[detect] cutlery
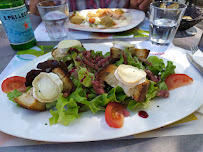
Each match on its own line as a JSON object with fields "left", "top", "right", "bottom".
{"left": 190, "top": 45, "right": 200, "bottom": 55}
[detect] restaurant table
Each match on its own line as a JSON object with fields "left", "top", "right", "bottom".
{"left": 0, "top": 15, "right": 203, "bottom": 152}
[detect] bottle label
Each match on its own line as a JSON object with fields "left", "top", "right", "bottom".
{"left": 0, "top": 4, "right": 35, "bottom": 44}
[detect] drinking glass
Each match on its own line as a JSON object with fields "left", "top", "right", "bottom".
{"left": 149, "top": 1, "right": 187, "bottom": 46}
{"left": 37, "top": 0, "right": 69, "bottom": 39}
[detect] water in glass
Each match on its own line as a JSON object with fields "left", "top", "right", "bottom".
{"left": 43, "top": 11, "right": 68, "bottom": 39}
{"left": 149, "top": 19, "right": 178, "bottom": 45}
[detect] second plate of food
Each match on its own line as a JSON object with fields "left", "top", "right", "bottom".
{"left": 68, "top": 8, "right": 145, "bottom": 33}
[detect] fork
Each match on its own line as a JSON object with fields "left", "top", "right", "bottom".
{"left": 190, "top": 45, "right": 199, "bottom": 55}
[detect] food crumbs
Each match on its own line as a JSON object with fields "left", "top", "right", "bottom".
{"left": 157, "top": 105, "right": 159, "bottom": 107}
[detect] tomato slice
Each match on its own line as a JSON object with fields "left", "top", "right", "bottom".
{"left": 1, "top": 76, "right": 27, "bottom": 93}
{"left": 105, "top": 102, "right": 126, "bottom": 128}
{"left": 165, "top": 74, "right": 193, "bottom": 90}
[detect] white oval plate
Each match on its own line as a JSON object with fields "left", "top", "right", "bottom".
{"left": 68, "top": 9, "right": 145, "bottom": 33}
{"left": 0, "top": 43, "right": 203, "bottom": 142}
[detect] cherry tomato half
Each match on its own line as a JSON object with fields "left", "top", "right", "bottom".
{"left": 105, "top": 102, "right": 126, "bottom": 128}
{"left": 1, "top": 76, "right": 27, "bottom": 93}
{"left": 165, "top": 74, "right": 193, "bottom": 90}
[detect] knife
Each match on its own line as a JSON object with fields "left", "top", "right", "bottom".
{"left": 186, "top": 53, "right": 203, "bottom": 75}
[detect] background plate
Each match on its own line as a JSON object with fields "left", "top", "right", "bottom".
{"left": 0, "top": 43, "right": 202, "bottom": 142}
{"left": 68, "top": 9, "right": 145, "bottom": 33}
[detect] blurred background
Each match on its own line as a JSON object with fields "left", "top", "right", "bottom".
{"left": 0, "top": 0, "right": 203, "bottom": 36}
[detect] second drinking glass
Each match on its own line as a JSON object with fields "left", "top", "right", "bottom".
{"left": 37, "top": 0, "right": 69, "bottom": 40}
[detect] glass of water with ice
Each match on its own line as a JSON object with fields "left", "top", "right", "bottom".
{"left": 37, "top": 0, "right": 69, "bottom": 40}
{"left": 149, "top": 1, "right": 187, "bottom": 46}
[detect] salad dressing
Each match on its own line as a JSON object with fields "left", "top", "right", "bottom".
{"left": 138, "top": 111, "right": 149, "bottom": 118}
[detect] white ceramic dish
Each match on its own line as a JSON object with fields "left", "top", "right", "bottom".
{"left": 0, "top": 43, "right": 202, "bottom": 142}
{"left": 68, "top": 9, "right": 145, "bottom": 33}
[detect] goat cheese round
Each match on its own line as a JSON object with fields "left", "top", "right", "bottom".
{"left": 58, "top": 40, "right": 82, "bottom": 54}
{"left": 112, "top": 41, "right": 135, "bottom": 50}
{"left": 114, "top": 64, "right": 146, "bottom": 96}
{"left": 32, "top": 72, "right": 63, "bottom": 103}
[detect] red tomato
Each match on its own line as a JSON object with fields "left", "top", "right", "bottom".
{"left": 1, "top": 76, "right": 27, "bottom": 93}
{"left": 105, "top": 102, "right": 126, "bottom": 128}
{"left": 165, "top": 74, "right": 193, "bottom": 90}
{"left": 89, "top": 17, "right": 95, "bottom": 24}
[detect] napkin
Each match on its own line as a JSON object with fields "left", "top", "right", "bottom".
{"left": 193, "top": 49, "right": 203, "bottom": 67}
{"left": 192, "top": 49, "right": 203, "bottom": 114}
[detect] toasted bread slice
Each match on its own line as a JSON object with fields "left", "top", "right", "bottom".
{"left": 133, "top": 48, "right": 150, "bottom": 59}
{"left": 14, "top": 88, "right": 46, "bottom": 111}
{"left": 110, "top": 47, "right": 122, "bottom": 59}
{"left": 110, "top": 47, "right": 150, "bottom": 59}
{"left": 52, "top": 68, "right": 73, "bottom": 92}
{"left": 110, "top": 47, "right": 135, "bottom": 58}
{"left": 51, "top": 48, "right": 67, "bottom": 60}
{"left": 166, "top": 3, "right": 179, "bottom": 9}
{"left": 160, "top": 3, "right": 166, "bottom": 9}
{"left": 97, "top": 64, "right": 118, "bottom": 87}
{"left": 132, "top": 79, "right": 150, "bottom": 102}
{"left": 182, "top": 16, "right": 192, "bottom": 20}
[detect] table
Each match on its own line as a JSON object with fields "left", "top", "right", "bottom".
{"left": 0, "top": 15, "right": 203, "bottom": 152}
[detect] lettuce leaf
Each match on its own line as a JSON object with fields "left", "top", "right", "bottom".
{"left": 89, "top": 94, "right": 109, "bottom": 113}
{"left": 125, "top": 49, "right": 145, "bottom": 70}
{"left": 107, "top": 86, "right": 126, "bottom": 102}
{"left": 49, "top": 94, "right": 79, "bottom": 126}
{"left": 127, "top": 99, "right": 139, "bottom": 110}
{"left": 115, "top": 57, "right": 124, "bottom": 66}
{"left": 73, "top": 46, "right": 86, "bottom": 52}
{"left": 146, "top": 81, "right": 159, "bottom": 100}
{"left": 7, "top": 89, "right": 22, "bottom": 102}
{"left": 147, "top": 56, "right": 165, "bottom": 75}
{"left": 157, "top": 81, "right": 168, "bottom": 90}
{"left": 161, "top": 61, "right": 176, "bottom": 79}
{"left": 90, "top": 50, "right": 103, "bottom": 58}
{"left": 78, "top": 67, "right": 94, "bottom": 87}
{"left": 46, "top": 100, "right": 57, "bottom": 109}
{"left": 67, "top": 84, "right": 88, "bottom": 104}
{"left": 88, "top": 86, "right": 126, "bottom": 113}
{"left": 114, "top": 48, "right": 144, "bottom": 70}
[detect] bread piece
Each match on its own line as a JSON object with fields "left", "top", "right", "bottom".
{"left": 133, "top": 48, "right": 150, "bottom": 59}
{"left": 14, "top": 88, "right": 46, "bottom": 111}
{"left": 52, "top": 68, "right": 73, "bottom": 92}
{"left": 160, "top": 3, "right": 166, "bottom": 9}
{"left": 97, "top": 64, "right": 118, "bottom": 87}
{"left": 51, "top": 48, "right": 67, "bottom": 60}
{"left": 166, "top": 3, "right": 179, "bottom": 9}
{"left": 110, "top": 47, "right": 122, "bottom": 59}
{"left": 110, "top": 47, "right": 150, "bottom": 59}
{"left": 182, "top": 16, "right": 192, "bottom": 20}
{"left": 132, "top": 79, "right": 150, "bottom": 102}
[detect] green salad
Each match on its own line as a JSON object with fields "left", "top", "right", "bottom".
{"left": 5, "top": 40, "right": 176, "bottom": 128}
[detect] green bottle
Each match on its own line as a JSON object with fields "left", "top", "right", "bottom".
{"left": 0, "top": 0, "right": 36, "bottom": 50}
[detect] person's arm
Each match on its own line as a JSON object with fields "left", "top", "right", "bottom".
{"left": 29, "top": 0, "right": 45, "bottom": 15}
{"left": 129, "top": 0, "right": 153, "bottom": 12}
